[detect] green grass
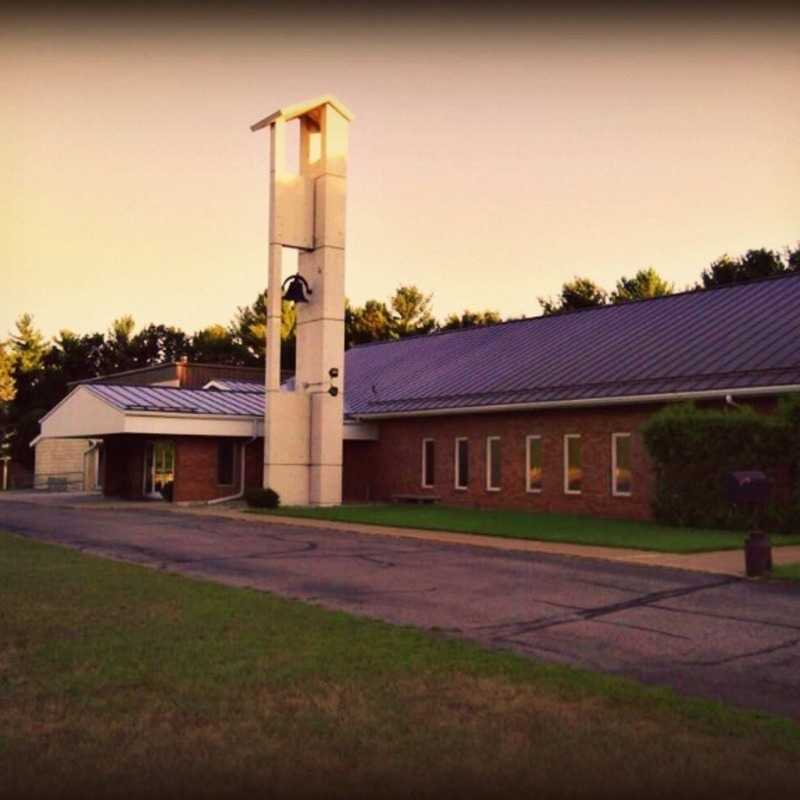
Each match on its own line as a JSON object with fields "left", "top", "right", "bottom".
{"left": 250, "top": 503, "right": 800, "bottom": 554}
{"left": 2, "top": 531, "right": 800, "bottom": 799}
{"left": 773, "top": 563, "right": 800, "bottom": 582}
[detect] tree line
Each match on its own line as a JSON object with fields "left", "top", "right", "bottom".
{"left": 1, "top": 243, "right": 797, "bottom": 469}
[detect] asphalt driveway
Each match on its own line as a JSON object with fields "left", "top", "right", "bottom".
{"left": 2, "top": 499, "right": 799, "bottom": 719}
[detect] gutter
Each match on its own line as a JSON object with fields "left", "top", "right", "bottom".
{"left": 207, "top": 422, "right": 258, "bottom": 505}
{"left": 353, "top": 384, "right": 800, "bottom": 421}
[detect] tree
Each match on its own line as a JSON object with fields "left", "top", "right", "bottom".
{"left": 0, "top": 340, "right": 15, "bottom": 409}
{"left": 9, "top": 314, "right": 46, "bottom": 374}
{"left": 7, "top": 314, "right": 48, "bottom": 468}
{"left": 699, "top": 248, "right": 787, "bottom": 289}
{"left": 440, "top": 310, "right": 503, "bottom": 330}
{"left": 610, "top": 268, "right": 674, "bottom": 304}
{"left": 539, "top": 277, "right": 608, "bottom": 315}
{"left": 390, "top": 285, "right": 436, "bottom": 338}
{"left": 230, "top": 291, "right": 296, "bottom": 366}
{"left": 100, "top": 315, "right": 138, "bottom": 374}
{"left": 786, "top": 243, "right": 800, "bottom": 273}
{"left": 130, "top": 324, "right": 189, "bottom": 367}
{"left": 187, "top": 324, "right": 240, "bottom": 364}
{"left": 345, "top": 299, "right": 395, "bottom": 347}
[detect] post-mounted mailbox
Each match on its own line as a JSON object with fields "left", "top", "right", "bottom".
{"left": 726, "top": 471, "right": 770, "bottom": 507}
{"left": 727, "top": 470, "right": 772, "bottom": 577}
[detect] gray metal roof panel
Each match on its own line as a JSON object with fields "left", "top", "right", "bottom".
{"left": 87, "top": 384, "right": 264, "bottom": 416}
{"left": 344, "top": 274, "right": 800, "bottom": 415}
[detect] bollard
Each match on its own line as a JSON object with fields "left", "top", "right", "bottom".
{"left": 744, "top": 531, "right": 772, "bottom": 578}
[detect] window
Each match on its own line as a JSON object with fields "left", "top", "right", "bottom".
{"left": 564, "top": 435, "right": 582, "bottom": 494}
{"left": 454, "top": 437, "right": 469, "bottom": 490}
{"left": 526, "top": 435, "right": 543, "bottom": 493}
{"left": 612, "top": 433, "right": 633, "bottom": 496}
{"left": 217, "top": 441, "right": 236, "bottom": 486}
{"left": 486, "top": 436, "right": 502, "bottom": 491}
{"left": 422, "top": 439, "right": 435, "bottom": 488}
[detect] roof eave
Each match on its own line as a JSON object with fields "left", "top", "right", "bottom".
{"left": 352, "top": 384, "right": 800, "bottom": 420}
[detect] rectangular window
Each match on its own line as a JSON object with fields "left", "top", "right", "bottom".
{"left": 217, "top": 441, "right": 235, "bottom": 486}
{"left": 422, "top": 438, "right": 435, "bottom": 488}
{"left": 454, "top": 437, "right": 469, "bottom": 490}
{"left": 564, "top": 435, "right": 582, "bottom": 494}
{"left": 612, "top": 433, "right": 633, "bottom": 496}
{"left": 526, "top": 435, "right": 543, "bottom": 493}
{"left": 486, "top": 436, "right": 502, "bottom": 491}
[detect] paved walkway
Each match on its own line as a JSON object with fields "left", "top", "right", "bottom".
{"left": 2, "top": 498, "right": 799, "bottom": 719}
{"left": 3, "top": 491, "right": 798, "bottom": 578}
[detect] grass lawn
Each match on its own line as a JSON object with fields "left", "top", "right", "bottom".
{"left": 773, "top": 563, "right": 800, "bottom": 582}
{"left": 2, "top": 532, "right": 800, "bottom": 799}
{"left": 250, "top": 503, "right": 800, "bottom": 554}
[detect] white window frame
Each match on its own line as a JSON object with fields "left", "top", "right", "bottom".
{"left": 611, "top": 432, "right": 633, "bottom": 497}
{"left": 486, "top": 436, "right": 501, "bottom": 492}
{"left": 525, "top": 435, "right": 543, "bottom": 494}
{"left": 421, "top": 438, "right": 435, "bottom": 489}
{"left": 563, "top": 434, "right": 582, "bottom": 495}
{"left": 454, "top": 437, "right": 469, "bottom": 491}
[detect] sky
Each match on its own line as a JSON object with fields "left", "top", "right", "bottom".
{"left": 2, "top": 4, "right": 799, "bottom": 340}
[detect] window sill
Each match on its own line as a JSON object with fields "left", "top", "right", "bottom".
{"left": 526, "top": 488, "right": 543, "bottom": 495}
{"left": 486, "top": 487, "right": 501, "bottom": 493}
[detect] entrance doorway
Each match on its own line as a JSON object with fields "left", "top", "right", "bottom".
{"left": 143, "top": 441, "right": 175, "bottom": 499}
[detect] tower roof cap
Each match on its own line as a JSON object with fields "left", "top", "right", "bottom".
{"left": 250, "top": 95, "right": 354, "bottom": 132}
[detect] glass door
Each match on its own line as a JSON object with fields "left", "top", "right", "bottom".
{"left": 143, "top": 441, "right": 175, "bottom": 499}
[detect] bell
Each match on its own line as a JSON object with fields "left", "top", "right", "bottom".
{"left": 281, "top": 274, "right": 312, "bottom": 304}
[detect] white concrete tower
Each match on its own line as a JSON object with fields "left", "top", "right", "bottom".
{"left": 251, "top": 96, "right": 352, "bottom": 506}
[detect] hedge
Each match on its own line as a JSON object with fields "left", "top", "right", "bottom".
{"left": 641, "top": 398, "right": 800, "bottom": 531}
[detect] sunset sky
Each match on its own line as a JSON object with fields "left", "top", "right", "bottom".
{"left": 3, "top": 5, "right": 798, "bottom": 340}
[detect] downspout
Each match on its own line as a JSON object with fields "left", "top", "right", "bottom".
{"left": 207, "top": 422, "right": 258, "bottom": 505}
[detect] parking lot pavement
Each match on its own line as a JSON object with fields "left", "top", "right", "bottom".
{"left": 2, "top": 500, "right": 799, "bottom": 719}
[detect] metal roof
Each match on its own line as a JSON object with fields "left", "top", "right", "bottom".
{"left": 87, "top": 384, "right": 263, "bottom": 416}
{"left": 203, "top": 379, "right": 264, "bottom": 393}
{"left": 344, "top": 274, "right": 800, "bottom": 416}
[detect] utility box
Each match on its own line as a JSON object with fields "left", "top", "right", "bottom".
{"left": 726, "top": 471, "right": 770, "bottom": 506}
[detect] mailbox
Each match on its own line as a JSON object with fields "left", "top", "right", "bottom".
{"left": 727, "top": 471, "right": 770, "bottom": 506}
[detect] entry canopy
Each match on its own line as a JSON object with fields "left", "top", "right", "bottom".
{"left": 250, "top": 95, "right": 354, "bottom": 132}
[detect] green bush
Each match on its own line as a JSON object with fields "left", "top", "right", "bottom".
{"left": 245, "top": 487, "right": 281, "bottom": 509}
{"left": 642, "top": 401, "right": 797, "bottom": 531}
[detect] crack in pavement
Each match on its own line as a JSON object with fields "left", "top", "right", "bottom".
{"left": 477, "top": 577, "right": 739, "bottom": 638}
{"left": 673, "top": 637, "right": 800, "bottom": 668}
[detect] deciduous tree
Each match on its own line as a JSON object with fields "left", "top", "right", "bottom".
{"left": 539, "top": 277, "right": 608, "bottom": 315}
{"left": 390, "top": 285, "right": 436, "bottom": 337}
{"left": 610, "top": 268, "right": 673, "bottom": 303}
{"left": 440, "top": 310, "right": 503, "bottom": 330}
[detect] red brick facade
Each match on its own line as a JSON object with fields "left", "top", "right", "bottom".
{"left": 102, "top": 434, "right": 263, "bottom": 503}
{"left": 100, "top": 397, "right": 789, "bottom": 519}
{"left": 344, "top": 405, "right": 660, "bottom": 519}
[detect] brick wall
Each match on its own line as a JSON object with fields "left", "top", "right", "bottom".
{"left": 102, "top": 435, "right": 263, "bottom": 503}
{"left": 173, "top": 436, "right": 265, "bottom": 503}
{"left": 345, "top": 397, "right": 789, "bottom": 521}
{"left": 345, "top": 405, "right": 665, "bottom": 520}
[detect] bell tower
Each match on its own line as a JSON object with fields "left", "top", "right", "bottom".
{"left": 251, "top": 96, "right": 352, "bottom": 506}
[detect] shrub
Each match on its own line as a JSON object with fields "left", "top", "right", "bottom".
{"left": 160, "top": 481, "right": 174, "bottom": 503}
{"left": 245, "top": 487, "right": 281, "bottom": 509}
{"left": 642, "top": 401, "right": 794, "bottom": 530}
